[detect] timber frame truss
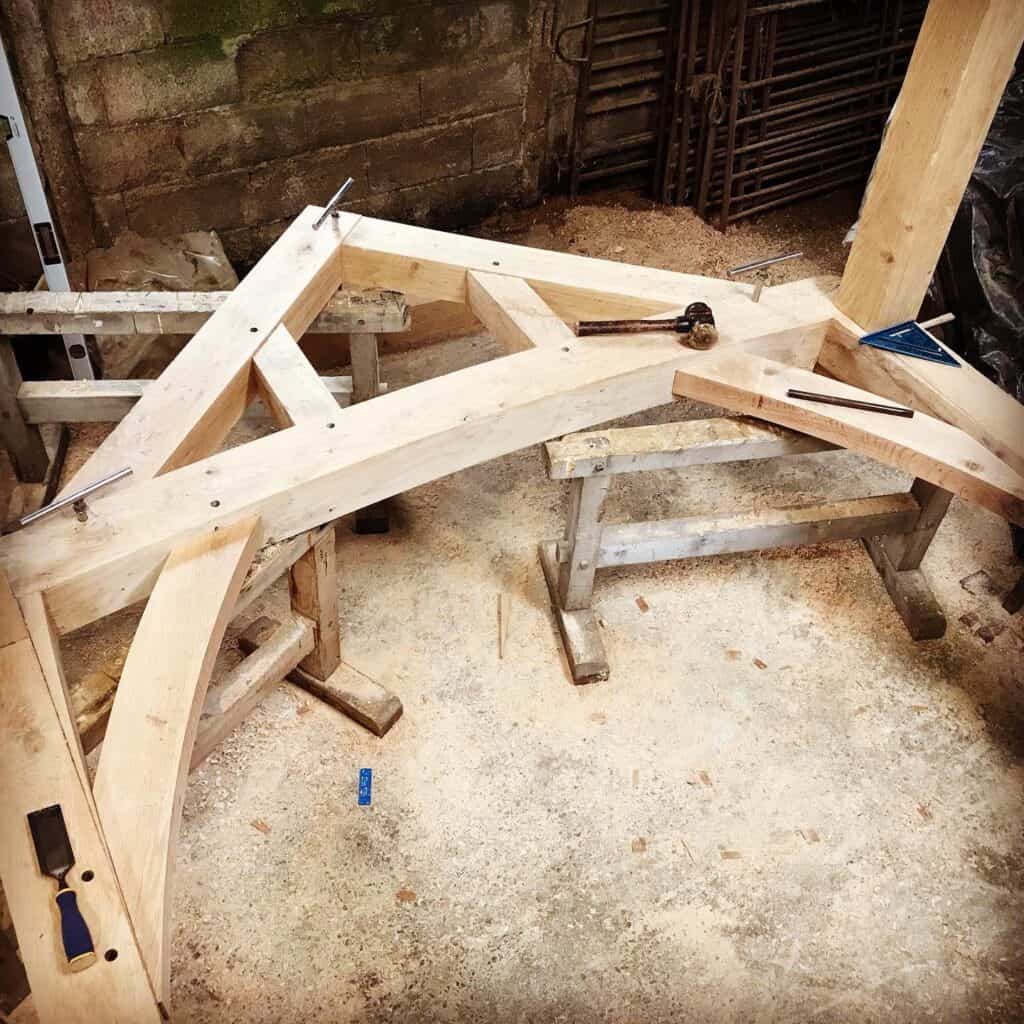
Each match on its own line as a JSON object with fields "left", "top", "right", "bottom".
{"left": 2, "top": 2, "right": 1024, "bottom": 1020}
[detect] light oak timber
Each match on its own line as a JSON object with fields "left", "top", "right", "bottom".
{"left": 671, "top": 354, "right": 1024, "bottom": 526}
{"left": 0, "top": 288, "right": 409, "bottom": 335}
{"left": 60, "top": 208, "right": 359, "bottom": 493}
{"left": 838, "top": 0, "right": 1024, "bottom": 330}
{"left": 19, "top": 375, "right": 373, "bottom": 424}
{"left": 0, "top": 581, "right": 161, "bottom": 1024}
{"left": 92, "top": 517, "right": 262, "bottom": 1004}
{"left": 820, "top": 317, "right": 1024, "bottom": 479}
{"left": 466, "top": 271, "right": 577, "bottom": 353}
{"left": 0, "top": 289, "right": 829, "bottom": 635}
{"left": 252, "top": 324, "right": 340, "bottom": 428}
{"left": 340, "top": 215, "right": 756, "bottom": 322}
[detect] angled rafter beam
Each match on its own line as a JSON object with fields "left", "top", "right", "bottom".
{"left": 92, "top": 517, "right": 262, "bottom": 1004}
{"left": 61, "top": 209, "right": 358, "bottom": 493}
{"left": 0, "top": 581, "right": 160, "bottom": 1023}
{"left": 339, "top": 215, "right": 753, "bottom": 321}
{"left": 838, "top": 0, "right": 1024, "bottom": 330}
{"left": 671, "top": 353, "right": 1024, "bottom": 526}
{"left": 820, "top": 318, "right": 1024, "bottom": 480}
{"left": 466, "top": 271, "right": 577, "bottom": 353}
{"left": 1, "top": 286, "right": 830, "bottom": 635}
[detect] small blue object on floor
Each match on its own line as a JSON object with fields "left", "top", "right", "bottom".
{"left": 358, "top": 768, "right": 372, "bottom": 805}
{"left": 859, "top": 321, "right": 960, "bottom": 367}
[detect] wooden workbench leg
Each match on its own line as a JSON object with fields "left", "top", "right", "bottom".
{"left": 350, "top": 333, "right": 390, "bottom": 534}
{"left": 289, "top": 526, "right": 341, "bottom": 681}
{"left": 539, "top": 474, "right": 612, "bottom": 685}
{"left": 558, "top": 475, "right": 611, "bottom": 611}
{"left": 0, "top": 338, "right": 48, "bottom": 482}
{"left": 863, "top": 478, "right": 951, "bottom": 641}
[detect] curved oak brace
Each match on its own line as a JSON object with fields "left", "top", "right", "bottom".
{"left": 92, "top": 517, "right": 262, "bottom": 1006}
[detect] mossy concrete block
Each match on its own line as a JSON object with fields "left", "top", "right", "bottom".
{"left": 61, "top": 65, "right": 107, "bottom": 127}
{"left": 304, "top": 72, "right": 420, "bottom": 150}
{"left": 480, "top": 0, "right": 530, "bottom": 50}
{"left": 181, "top": 97, "right": 307, "bottom": 176}
{"left": 92, "top": 194, "right": 129, "bottom": 247}
{"left": 359, "top": 2, "right": 481, "bottom": 74}
{"left": 245, "top": 145, "right": 368, "bottom": 223}
{"left": 366, "top": 122, "right": 473, "bottom": 192}
{"left": 97, "top": 41, "right": 240, "bottom": 124}
{"left": 45, "top": 0, "right": 164, "bottom": 67}
{"left": 421, "top": 52, "right": 526, "bottom": 123}
{"left": 473, "top": 108, "right": 523, "bottom": 169}
{"left": 236, "top": 22, "right": 360, "bottom": 99}
{"left": 76, "top": 122, "right": 186, "bottom": 192}
{"left": 125, "top": 169, "right": 251, "bottom": 237}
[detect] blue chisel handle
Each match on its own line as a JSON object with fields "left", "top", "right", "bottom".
{"left": 55, "top": 888, "right": 96, "bottom": 972}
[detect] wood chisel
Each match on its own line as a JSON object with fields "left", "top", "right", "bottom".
{"left": 27, "top": 803, "right": 97, "bottom": 972}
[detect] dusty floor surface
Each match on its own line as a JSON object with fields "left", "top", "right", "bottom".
{"left": 7, "top": 191, "right": 1024, "bottom": 1022}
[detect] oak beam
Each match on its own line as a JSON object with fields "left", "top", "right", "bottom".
{"left": 92, "top": 518, "right": 261, "bottom": 1004}
{"left": 671, "top": 354, "right": 1024, "bottom": 526}
{"left": 61, "top": 208, "right": 357, "bottom": 493}
{"left": 1, "top": 288, "right": 828, "bottom": 634}
{"left": 837, "top": 0, "right": 1024, "bottom": 330}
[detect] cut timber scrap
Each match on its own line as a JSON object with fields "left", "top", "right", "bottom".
{"left": 252, "top": 324, "right": 340, "bottom": 428}
{"left": 0, "top": 288, "right": 409, "bottom": 335}
{"left": 19, "top": 375, "right": 377, "bottom": 424}
{"left": 596, "top": 495, "right": 920, "bottom": 568}
{"left": 92, "top": 517, "right": 261, "bottom": 1005}
{"left": 340, "top": 215, "right": 755, "bottom": 321}
{"left": 239, "top": 616, "right": 403, "bottom": 737}
{"left": 671, "top": 354, "right": 1024, "bottom": 527}
{"left": 0, "top": 580, "right": 160, "bottom": 1024}
{"left": 192, "top": 615, "right": 315, "bottom": 770}
{"left": 821, "top": 317, "right": 1024, "bottom": 480}
{"left": 2, "top": 291, "right": 829, "bottom": 635}
{"left": 538, "top": 542, "right": 608, "bottom": 684}
{"left": 837, "top": 0, "right": 1024, "bottom": 331}
{"left": 60, "top": 208, "right": 358, "bottom": 493}
{"left": 546, "top": 416, "right": 836, "bottom": 478}
{"left": 466, "top": 271, "right": 578, "bottom": 354}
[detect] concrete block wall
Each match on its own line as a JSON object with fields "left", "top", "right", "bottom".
{"left": 0, "top": 0, "right": 583, "bottom": 283}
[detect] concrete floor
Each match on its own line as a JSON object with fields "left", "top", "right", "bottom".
{"left": 148, "top": 327, "right": 1023, "bottom": 1023}
{"left": 9, "top": 196, "right": 1024, "bottom": 1022}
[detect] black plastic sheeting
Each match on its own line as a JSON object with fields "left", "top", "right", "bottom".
{"left": 927, "top": 64, "right": 1024, "bottom": 558}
